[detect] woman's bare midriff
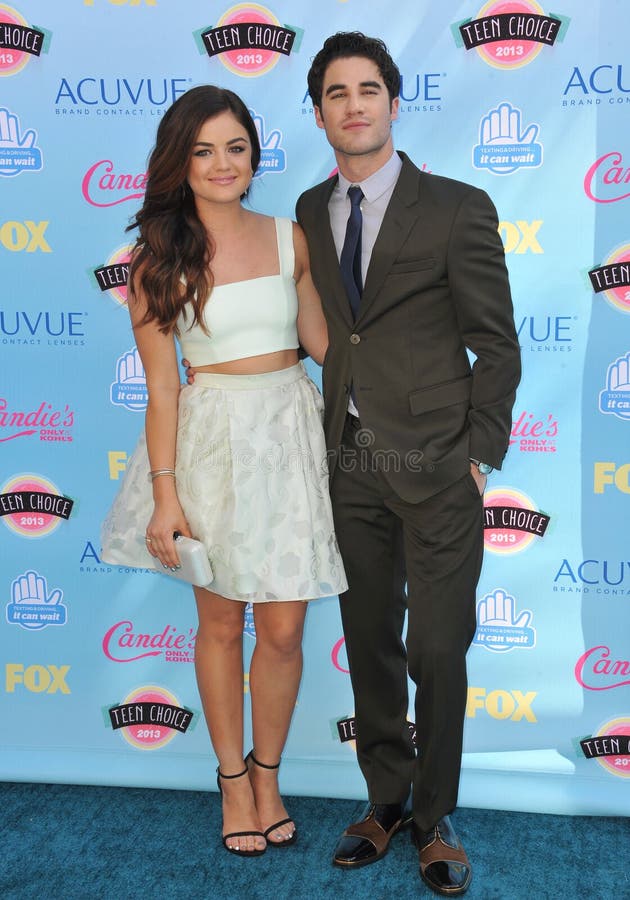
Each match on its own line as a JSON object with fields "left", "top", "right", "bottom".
{"left": 192, "top": 348, "right": 299, "bottom": 376}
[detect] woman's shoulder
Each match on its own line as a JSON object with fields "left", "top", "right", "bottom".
{"left": 244, "top": 210, "right": 276, "bottom": 226}
{"left": 246, "top": 211, "right": 297, "bottom": 230}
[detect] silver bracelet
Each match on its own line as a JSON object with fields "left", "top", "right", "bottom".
{"left": 148, "top": 468, "right": 176, "bottom": 482}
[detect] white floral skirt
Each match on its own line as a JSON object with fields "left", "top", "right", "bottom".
{"left": 100, "top": 363, "right": 347, "bottom": 602}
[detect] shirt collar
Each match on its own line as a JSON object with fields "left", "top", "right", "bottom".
{"left": 336, "top": 151, "right": 402, "bottom": 204}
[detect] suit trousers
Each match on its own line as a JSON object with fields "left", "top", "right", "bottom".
{"left": 330, "top": 414, "right": 484, "bottom": 832}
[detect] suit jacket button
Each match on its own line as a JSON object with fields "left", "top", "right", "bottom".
{"left": 350, "top": 333, "right": 361, "bottom": 344}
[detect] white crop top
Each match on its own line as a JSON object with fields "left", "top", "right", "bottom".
{"left": 176, "top": 217, "right": 299, "bottom": 366}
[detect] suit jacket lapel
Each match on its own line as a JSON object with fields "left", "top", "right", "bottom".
{"left": 357, "top": 154, "right": 422, "bottom": 322}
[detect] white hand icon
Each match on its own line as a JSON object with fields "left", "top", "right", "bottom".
{"left": 477, "top": 588, "right": 531, "bottom": 629}
{"left": 480, "top": 103, "right": 538, "bottom": 146}
{"left": 117, "top": 347, "right": 145, "bottom": 384}
{"left": 13, "top": 571, "right": 63, "bottom": 606}
{"left": 0, "top": 108, "right": 36, "bottom": 149}
{"left": 607, "top": 353, "right": 630, "bottom": 390}
{"left": 250, "top": 111, "right": 282, "bottom": 151}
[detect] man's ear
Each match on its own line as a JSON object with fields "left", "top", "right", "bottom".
{"left": 314, "top": 105, "right": 325, "bottom": 130}
{"left": 390, "top": 96, "right": 400, "bottom": 123}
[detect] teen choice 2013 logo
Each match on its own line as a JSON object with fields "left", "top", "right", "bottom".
{"left": 197, "top": 4, "right": 299, "bottom": 78}
{"left": 1, "top": 473, "right": 74, "bottom": 538}
{"left": 483, "top": 487, "right": 550, "bottom": 554}
{"left": 579, "top": 717, "right": 630, "bottom": 779}
{"left": 107, "top": 685, "right": 195, "bottom": 751}
{"left": 94, "top": 244, "right": 132, "bottom": 307}
{"left": 455, "top": 1, "right": 566, "bottom": 71}
{"left": 589, "top": 243, "right": 630, "bottom": 315}
{"left": 0, "top": 4, "right": 48, "bottom": 77}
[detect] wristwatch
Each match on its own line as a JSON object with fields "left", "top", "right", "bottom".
{"left": 470, "top": 458, "right": 494, "bottom": 475}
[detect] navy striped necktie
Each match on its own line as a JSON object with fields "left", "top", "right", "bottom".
{"left": 340, "top": 185, "right": 364, "bottom": 319}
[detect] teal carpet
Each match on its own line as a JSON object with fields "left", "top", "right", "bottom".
{"left": 0, "top": 782, "right": 628, "bottom": 899}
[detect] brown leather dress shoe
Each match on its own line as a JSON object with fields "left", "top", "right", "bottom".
{"left": 412, "top": 816, "right": 472, "bottom": 895}
{"left": 333, "top": 800, "right": 413, "bottom": 868}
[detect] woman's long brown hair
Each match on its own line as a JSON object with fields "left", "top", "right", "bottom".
{"left": 127, "top": 85, "right": 261, "bottom": 334}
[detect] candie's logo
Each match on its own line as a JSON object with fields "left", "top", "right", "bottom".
{"left": 453, "top": 1, "right": 566, "bottom": 70}
{"left": 106, "top": 685, "right": 195, "bottom": 750}
{"left": 584, "top": 152, "right": 630, "bottom": 204}
{"left": 589, "top": 244, "right": 630, "bottom": 314}
{"left": 195, "top": 4, "right": 298, "bottom": 77}
{"left": 94, "top": 245, "right": 131, "bottom": 305}
{"left": 483, "top": 488, "right": 550, "bottom": 554}
{"left": 575, "top": 646, "right": 630, "bottom": 692}
{"left": 82, "top": 160, "right": 147, "bottom": 207}
{"left": 578, "top": 717, "right": 630, "bottom": 778}
{"left": 599, "top": 353, "right": 630, "bottom": 420}
{"left": 103, "top": 620, "right": 196, "bottom": 664}
{"left": 510, "top": 410, "right": 558, "bottom": 452}
{"left": 331, "top": 636, "right": 349, "bottom": 674}
{"left": 0, "top": 398, "right": 74, "bottom": 443}
{"left": 0, "top": 5, "right": 48, "bottom": 77}
{"left": 1, "top": 474, "right": 74, "bottom": 538}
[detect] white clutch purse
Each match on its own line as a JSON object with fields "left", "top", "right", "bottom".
{"left": 158, "top": 534, "right": 214, "bottom": 587}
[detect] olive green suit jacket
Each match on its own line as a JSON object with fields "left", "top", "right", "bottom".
{"left": 296, "top": 152, "right": 521, "bottom": 503}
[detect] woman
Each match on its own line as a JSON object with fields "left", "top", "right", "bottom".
{"left": 101, "top": 85, "right": 347, "bottom": 857}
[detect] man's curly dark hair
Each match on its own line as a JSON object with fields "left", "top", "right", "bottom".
{"left": 307, "top": 31, "right": 401, "bottom": 110}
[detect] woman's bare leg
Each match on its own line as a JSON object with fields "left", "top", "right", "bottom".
{"left": 248, "top": 600, "right": 307, "bottom": 843}
{"left": 194, "top": 587, "right": 265, "bottom": 853}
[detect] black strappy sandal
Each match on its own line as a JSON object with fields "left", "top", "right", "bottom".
{"left": 245, "top": 751, "right": 297, "bottom": 847}
{"left": 216, "top": 765, "right": 266, "bottom": 857}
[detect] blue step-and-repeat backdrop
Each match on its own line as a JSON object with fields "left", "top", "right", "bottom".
{"left": 1, "top": 1, "right": 629, "bottom": 815}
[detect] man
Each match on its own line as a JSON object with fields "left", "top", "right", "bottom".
{"left": 296, "top": 32, "right": 521, "bottom": 895}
